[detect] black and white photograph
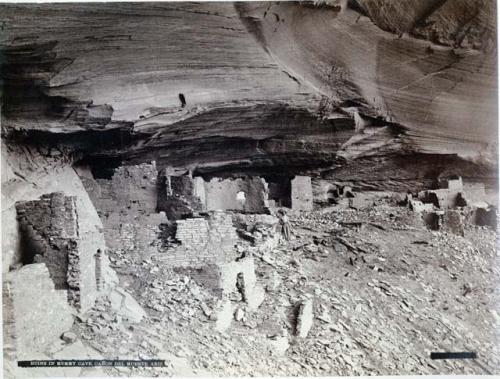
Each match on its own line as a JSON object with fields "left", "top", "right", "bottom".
{"left": 1, "top": 0, "right": 499, "bottom": 377}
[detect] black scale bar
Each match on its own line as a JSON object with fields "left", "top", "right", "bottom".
{"left": 431, "top": 352, "right": 477, "bottom": 360}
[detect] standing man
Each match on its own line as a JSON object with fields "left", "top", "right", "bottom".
{"left": 278, "top": 209, "right": 291, "bottom": 242}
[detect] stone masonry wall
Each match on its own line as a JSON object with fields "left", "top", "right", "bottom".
{"left": 291, "top": 176, "right": 314, "bottom": 211}
{"left": 203, "top": 177, "right": 269, "bottom": 213}
{"left": 158, "top": 174, "right": 270, "bottom": 219}
{"left": 109, "top": 162, "right": 158, "bottom": 212}
{"left": 208, "top": 211, "right": 239, "bottom": 251}
{"left": 157, "top": 171, "right": 204, "bottom": 219}
{"left": 155, "top": 211, "right": 238, "bottom": 267}
{"left": 15, "top": 192, "right": 105, "bottom": 311}
{"left": 81, "top": 162, "right": 169, "bottom": 257}
{"left": 175, "top": 218, "right": 210, "bottom": 250}
{"left": 418, "top": 177, "right": 488, "bottom": 209}
{"left": 16, "top": 193, "right": 80, "bottom": 299}
{"left": 2, "top": 146, "right": 118, "bottom": 364}
{"left": 84, "top": 162, "right": 158, "bottom": 218}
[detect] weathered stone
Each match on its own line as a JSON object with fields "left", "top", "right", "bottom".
{"left": 438, "top": 177, "right": 463, "bottom": 191}
{"left": 246, "top": 284, "right": 265, "bottom": 311}
{"left": 3, "top": 264, "right": 74, "bottom": 358}
{"left": 442, "top": 210, "right": 465, "bottom": 236}
{"left": 291, "top": 176, "right": 314, "bottom": 211}
{"left": 348, "top": 196, "right": 373, "bottom": 210}
{"left": 234, "top": 308, "right": 245, "bottom": 321}
{"left": 159, "top": 211, "right": 239, "bottom": 268}
{"left": 157, "top": 171, "right": 203, "bottom": 219}
{"left": 475, "top": 206, "right": 497, "bottom": 229}
{"left": 419, "top": 189, "right": 459, "bottom": 209}
{"left": 219, "top": 256, "right": 264, "bottom": 310}
{"left": 267, "top": 334, "right": 289, "bottom": 356}
{"left": 215, "top": 300, "right": 233, "bottom": 332}
{"left": 200, "top": 302, "right": 212, "bottom": 318}
{"left": 203, "top": 176, "right": 269, "bottom": 213}
{"left": 108, "top": 287, "right": 146, "bottom": 323}
{"left": 312, "top": 179, "right": 339, "bottom": 205}
{"left": 266, "top": 271, "right": 282, "bottom": 293}
{"left": 408, "top": 198, "right": 435, "bottom": 213}
{"left": 343, "top": 186, "right": 355, "bottom": 198}
{"left": 61, "top": 331, "right": 77, "bottom": 344}
{"left": 296, "top": 299, "right": 314, "bottom": 338}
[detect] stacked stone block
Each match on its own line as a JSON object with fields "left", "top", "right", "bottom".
{"left": 111, "top": 162, "right": 158, "bottom": 213}
{"left": 208, "top": 211, "right": 239, "bottom": 250}
{"left": 15, "top": 192, "right": 106, "bottom": 311}
{"left": 81, "top": 162, "right": 169, "bottom": 257}
{"left": 113, "top": 213, "right": 168, "bottom": 255}
{"left": 155, "top": 212, "right": 238, "bottom": 267}
{"left": 95, "top": 249, "right": 103, "bottom": 291}
{"left": 175, "top": 218, "right": 210, "bottom": 249}
{"left": 16, "top": 193, "right": 79, "bottom": 301}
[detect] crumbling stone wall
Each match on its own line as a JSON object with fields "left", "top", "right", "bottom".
{"left": 15, "top": 192, "right": 110, "bottom": 311}
{"left": 461, "top": 182, "right": 488, "bottom": 205}
{"left": 203, "top": 177, "right": 269, "bottom": 212}
{"left": 110, "top": 162, "right": 158, "bottom": 212}
{"left": 158, "top": 173, "right": 270, "bottom": 218}
{"left": 16, "top": 193, "right": 76, "bottom": 289}
{"left": 411, "top": 177, "right": 497, "bottom": 233}
{"left": 175, "top": 218, "right": 210, "bottom": 250}
{"left": 155, "top": 211, "right": 238, "bottom": 267}
{"left": 291, "top": 176, "right": 314, "bottom": 211}
{"left": 81, "top": 162, "right": 169, "bottom": 257}
{"left": 474, "top": 206, "right": 497, "bottom": 228}
{"left": 157, "top": 171, "right": 204, "bottom": 219}
{"left": 312, "top": 179, "right": 338, "bottom": 205}
{"left": 208, "top": 211, "right": 239, "bottom": 250}
{"left": 164, "top": 218, "right": 213, "bottom": 266}
{"left": 113, "top": 213, "right": 169, "bottom": 254}
{"left": 419, "top": 177, "right": 487, "bottom": 209}
{"left": 265, "top": 177, "right": 292, "bottom": 208}
{"left": 2, "top": 146, "right": 118, "bottom": 364}
{"left": 437, "top": 176, "right": 463, "bottom": 191}
{"left": 83, "top": 161, "right": 158, "bottom": 216}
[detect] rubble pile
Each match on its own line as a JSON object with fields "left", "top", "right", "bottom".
{"left": 58, "top": 194, "right": 499, "bottom": 376}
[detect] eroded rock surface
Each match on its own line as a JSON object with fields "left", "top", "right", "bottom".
{"left": 1, "top": 1, "right": 497, "bottom": 185}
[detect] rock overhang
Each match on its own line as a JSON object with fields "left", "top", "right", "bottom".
{"left": 0, "top": 1, "right": 497, "bottom": 181}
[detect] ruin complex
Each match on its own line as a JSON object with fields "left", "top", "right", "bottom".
{"left": 1, "top": 1, "right": 498, "bottom": 377}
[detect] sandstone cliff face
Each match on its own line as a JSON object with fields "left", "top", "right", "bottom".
{"left": 0, "top": 1, "right": 497, "bottom": 186}
{"left": 237, "top": 1, "right": 497, "bottom": 166}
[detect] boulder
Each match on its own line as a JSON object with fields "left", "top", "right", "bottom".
{"left": 61, "top": 331, "right": 78, "bottom": 344}
{"left": 296, "top": 299, "right": 314, "bottom": 338}
{"left": 234, "top": 308, "right": 245, "bottom": 321}
{"left": 215, "top": 300, "right": 233, "bottom": 332}
{"left": 108, "top": 287, "right": 146, "bottom": 323}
